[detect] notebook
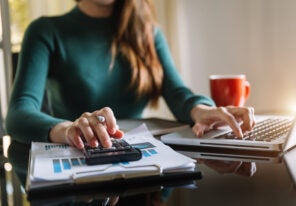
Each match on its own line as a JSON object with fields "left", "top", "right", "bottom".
{"left": 161, "top": 115, "right": 296, "bottom": 153}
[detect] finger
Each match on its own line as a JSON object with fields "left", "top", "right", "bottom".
{"left": 66, "top": 125, "right": 84, "bottom": 149}
{"left": 240, "top": 108, "right": 255, "bottom": 132}
{"left": 95, "top": 117, "right": 123, "bottom": 139}
{"left": 95, "top": 107, "right": 117, "bottom": 135}
{"left": 203, "top": 160, "right": 242, "bottom": 174}
{"left": 229, "top": 106, "right": 256, "bottom": 133}
{"left": 215, "top": 161, "right": 242, "bottom": 174}
{"left": 217, "top": 107, "right": 243, "bottom": 138}
{"left": 249, "top": 107, "right": 255, "bottom": 126}
{"left": 192, "top": 123, "right": 206, "bottom": 137}
{"left": 76, "top": 116, "right": 98, "bottom": 147}
{"left": 92, "top": 120, "right": 112, "bottom": 148}
{"left": 112, "top": 129, "right": 124, "bottom": 139}
{"left": 235, "top": 162, "right": 257, "bottom": 177}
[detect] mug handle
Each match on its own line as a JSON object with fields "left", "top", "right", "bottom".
{"left": 245, "top": 80, "right": 251, "bottom": 99}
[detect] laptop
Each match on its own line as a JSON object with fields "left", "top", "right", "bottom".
{"left": 161, "top": 115, "right": 296, "bottom": 153}
{"left": 177, "top": 147, "right": 283, "bottom": 163}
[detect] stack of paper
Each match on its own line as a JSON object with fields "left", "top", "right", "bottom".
{"left": 26, "top": 124, "right": 197, "bottom": 193}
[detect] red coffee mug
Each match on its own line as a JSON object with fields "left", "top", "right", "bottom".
{"left": 210, "top": 74, "right": 250, "bottom": 107}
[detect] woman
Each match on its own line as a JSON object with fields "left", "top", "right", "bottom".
{"left": 5, "top": 0, "right": 255, "bottom": 149}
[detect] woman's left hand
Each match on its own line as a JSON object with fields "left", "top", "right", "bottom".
{"left": 190, "top": 105, "right": 256, "bottom": 138}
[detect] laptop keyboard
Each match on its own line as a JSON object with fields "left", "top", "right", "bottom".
{"left": 214, "top": 118, "right": 293, "bottom": 142}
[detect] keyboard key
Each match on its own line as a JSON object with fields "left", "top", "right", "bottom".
{"left": 214, "top": 118, "right": 292, "bottom": 142}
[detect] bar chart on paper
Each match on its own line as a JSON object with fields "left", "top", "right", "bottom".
{"left": 27, "top": 124, "right": 197, "bottom": 192}
{"left": 49, "top": 142, "right": 159, "bottom": 174}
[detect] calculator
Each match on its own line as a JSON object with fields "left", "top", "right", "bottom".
{"left": 83, "top": 138, "right": 142, "bottom": 165}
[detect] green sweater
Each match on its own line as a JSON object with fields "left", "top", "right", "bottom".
{"left": 5, "top": 6, "right": 214, "bottom": 144}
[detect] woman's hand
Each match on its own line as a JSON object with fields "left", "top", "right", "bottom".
{"left": 197, "top": 159, "right": 257, "bottom": 177}
{"left": 190, "top": 104, "right": 255, "bottom": 138}
{"left": 49, "top": 107, "right": 123, "bottom": 149}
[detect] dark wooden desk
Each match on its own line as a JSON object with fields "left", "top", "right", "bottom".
{"left": 6, "top": 140, "right": 296, "bottom": 206}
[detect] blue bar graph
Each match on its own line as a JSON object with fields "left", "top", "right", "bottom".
{"left": 53, "top": 159, "right": 62, "bottom": 173}
{"left": 62, "top": 159, "right": 71, "bottom": 170}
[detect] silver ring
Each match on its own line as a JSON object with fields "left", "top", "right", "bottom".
{"left": 97, "top": 115, "right": 105, "bottom": 123}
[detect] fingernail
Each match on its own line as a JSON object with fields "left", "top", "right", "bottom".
{"left": 91, "top": 139, "right": 98, "bottom": 147}
{"left": 76, "top": 141, "right": 84, "bottom": 149}
{"left": 239, "top": 131, "right": 244, "bottom": 138}
{"left": 113, "top": 130, "right": 124, "bottom": 139}
{"left": 104, "top": 139, "right": 112, "bottom": 148}
{"left": 108, "top": 128, "right": 116, "bottom": 135}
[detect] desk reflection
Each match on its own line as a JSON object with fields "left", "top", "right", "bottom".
{"left": 197, "top": 159, "right": 257, "bottom": 177}
{"left": 8, "top": 140, "right": 296, "bottom": 206}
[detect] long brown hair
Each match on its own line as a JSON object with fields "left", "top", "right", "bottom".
{"left": 111, "top": 0, "right": 163, "bottom": 107}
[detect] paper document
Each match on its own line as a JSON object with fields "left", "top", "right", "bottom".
{"left": 27, "top": 124, "right": 196, "bottom": 191}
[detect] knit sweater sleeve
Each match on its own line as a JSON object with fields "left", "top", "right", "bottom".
{"left": 5, "top": 18, "right": 65, "bottom": 144}
{"left": 154, "top": 28, "right": 215, "bottom": 124}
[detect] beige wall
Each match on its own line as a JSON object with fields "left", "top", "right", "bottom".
{"left": 149, "top": 0, "right": 296, "bottom": 116}
{"left": 175, "top": 0, "right": 296, "bottom": 114}
{"left": 28, "top": 0, "right": 75, "bottom": 19}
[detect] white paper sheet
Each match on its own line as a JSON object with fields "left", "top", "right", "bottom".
{"left": 28, "top": 124, "right": 196, "bottom": 189}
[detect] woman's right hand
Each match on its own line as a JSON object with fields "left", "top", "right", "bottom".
{"left": 49, "top": 107, "right": 123, "bottom": 149}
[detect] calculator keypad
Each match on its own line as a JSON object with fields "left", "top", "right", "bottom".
{"left": 84, "top": 139, "right": 132, "bottom": 154}
{"left": 83, "top": 138, "right": 142, "bottom": 165}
